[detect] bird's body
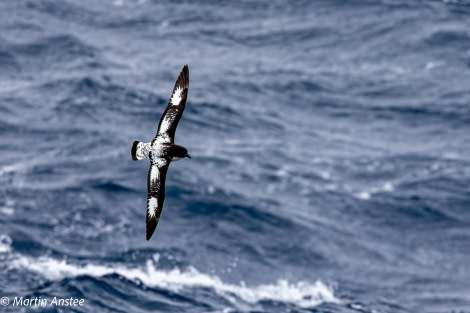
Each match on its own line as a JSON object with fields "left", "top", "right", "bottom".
{"left": 131, "top": 65, "right": 191, "bottom": 241}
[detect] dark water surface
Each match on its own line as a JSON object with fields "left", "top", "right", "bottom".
{"left": 1, "top": 0, "right": 470, "bottom": 312}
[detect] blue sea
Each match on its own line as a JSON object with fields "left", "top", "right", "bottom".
{"left": 1, "top": 0, "right": 470, "bottom": 312}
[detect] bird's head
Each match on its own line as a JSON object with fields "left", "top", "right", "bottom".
{"left": 171, "top": 145, "right": 191, "bottom": 161}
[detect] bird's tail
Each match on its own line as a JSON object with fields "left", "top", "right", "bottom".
{"left": 131, "top": 141, "right": 140, "bottom": 161}
{"left": 131, "top": 141, "right": 150, "bottom": 161}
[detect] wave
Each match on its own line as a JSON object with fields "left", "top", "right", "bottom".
{"left": 10, "top": 253, "right": 339, "bottom": 308}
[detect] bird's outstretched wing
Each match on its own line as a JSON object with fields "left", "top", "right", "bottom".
{"left": 146, "top": 158, "right": 169, "bottom": 240}
{"left": 155, "top": 64, "right": 189, "bottom": 144}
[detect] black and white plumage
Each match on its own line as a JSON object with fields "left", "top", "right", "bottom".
{"left": 131, "top": 65, "right": 191, "bottom": 241}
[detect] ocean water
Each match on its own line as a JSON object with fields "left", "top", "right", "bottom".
{"left": 1, "top": 0, "right": 470, "bottom": 312}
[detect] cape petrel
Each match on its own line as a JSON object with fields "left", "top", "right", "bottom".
{"left": 131, "top": 64, "right": 191, "bottom": 241}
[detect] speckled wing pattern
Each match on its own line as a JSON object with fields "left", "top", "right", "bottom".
{"left": 131, "top": 141, "right": 151, "bottom": 161}
{"left": 155, "top": 64, "right": 189, "bottom": 144}
{"left": 146, "top": 158, "right": 169, "bottom": 241}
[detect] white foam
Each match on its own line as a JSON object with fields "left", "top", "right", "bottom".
{"left": 355, "top": 182, "right": 394, "bottom": 200}
{"left": 207, "top": 185, "right": 215, "bottom": 194}
{"left": 11, "top": 255, "right": 339, "bottom": 308}
{"left": 425, "top": 61, "right": 444, "bottom": 70}
{"left": 275, "top": 167, "right": 289, "bottom": 177}
{"left": 319, "top": 171, "right": 330, "bottom": 180}
{"left": 382, "top": 182, "right": 394, "bottom": 192}
{"left": 0, "top": 199, "right": 14, "bottom": 215}
{"left": 356, "top": 191, "right": 371, "bottom": 200}
{"left": 0, "top": 163, "right": 26, "bottom": 176}
{"left": 0, "top": 206, "right": 14, "bottom": 215}
{"left": 0, "top": 234, "right": 12, "bottom": 253}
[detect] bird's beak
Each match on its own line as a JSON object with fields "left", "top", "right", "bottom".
{"left": 186, "top": 154, "right": 191, "bottom": 159}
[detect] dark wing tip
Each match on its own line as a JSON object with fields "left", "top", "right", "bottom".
{"left": 176, "top": 64, "right": 189, "bottom": 90}
{"left": 146, "top": 216, "right": 159, "bottom": 241}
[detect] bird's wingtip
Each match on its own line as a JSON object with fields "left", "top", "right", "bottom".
{"left": 146, "top": 216, "right": 158, "bottom": 241}
{"left": 176, "top": 64, "right": 189, "bottom": 89}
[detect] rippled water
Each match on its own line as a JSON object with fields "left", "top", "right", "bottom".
{"left": 1, "top": 0, "right": 470, "bottom": 312}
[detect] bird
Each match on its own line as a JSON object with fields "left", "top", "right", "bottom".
{"left": 131, "top": 64, "right": 191, "bottom": 241}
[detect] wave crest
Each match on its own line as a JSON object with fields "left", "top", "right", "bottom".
{"left": 11, "top": 254, "right": 338, "bottom": 308}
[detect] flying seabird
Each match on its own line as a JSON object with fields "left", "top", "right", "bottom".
{"left": 131, "top": 64, "right": 191, "bottom": 241}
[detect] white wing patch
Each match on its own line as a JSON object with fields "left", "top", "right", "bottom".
{"left": 135, "top": 142, "right": 151, "bottom": 160}
{"left": 170, "top": 86, "right": 183, "bottom": 106}
{"left": 159, "top": 116, "right": 172, "bottom": 135}
{"left": 150, "top": 164, "right": 160, "bottom": 184}
{"left": 147, "top": 197, "right": 158, "bottom": 217}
